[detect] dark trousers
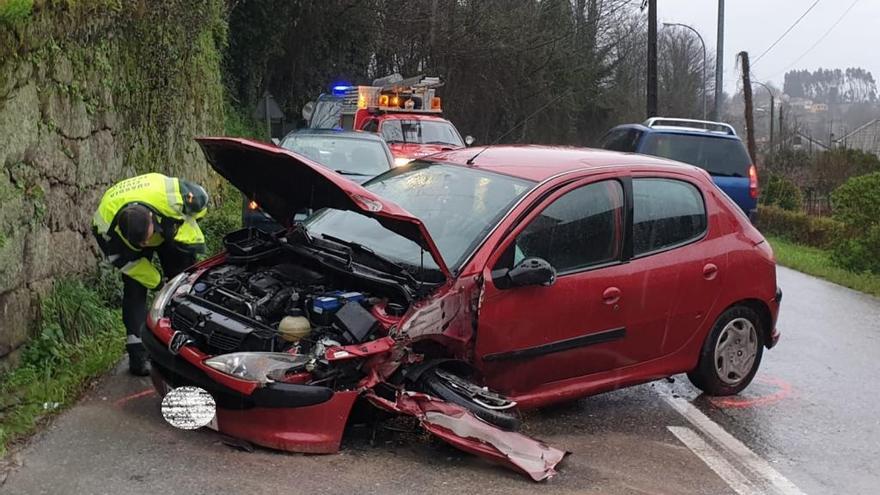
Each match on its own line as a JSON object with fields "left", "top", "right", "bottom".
{"left": 122, "top": 243, "right": 195, "bottom": 348}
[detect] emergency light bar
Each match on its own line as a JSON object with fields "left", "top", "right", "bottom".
{"left": 339, "top": 75, "right": 444, "bottom": 115}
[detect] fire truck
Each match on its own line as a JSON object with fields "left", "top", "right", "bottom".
{"left": 333, "top": 75, "right": 472, "bottom": 166}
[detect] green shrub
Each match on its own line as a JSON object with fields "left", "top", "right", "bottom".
{"left": 0, "top": 0, "right": 33, "bottom": 25}
{"left": 201, "top": 181, "right": 242, "bottom": 256}
{"left": 224, "top": 100, "right": 264, "bottom": 139}
{"left": 831, "top": 225, "right": 880, "bottom": 274}
{"left": 1, "top": 276, "right": 123, "bottom": 455}
{"left": 831, "top": 172, "right": 880, "bottom": 231}
{"left": 757, "top": 205, "right": 845, "bottom": 250}
{"left": 760, "top": 173, "right": 803, "bottom": 211}
{"left": 830, "top": 172, "right": 880, "bottom": 273}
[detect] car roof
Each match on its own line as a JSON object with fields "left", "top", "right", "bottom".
{"left": 375, "top": 113, "right": 452, "bottom": 123}
{"left": 424, "top": 145, "right": 704, "bottom": 182}
{"left": 283, "top": 128, "right": 386, "bottom": 142}
{"left": 609, "top": 123, "right": 743, "bottom": 141}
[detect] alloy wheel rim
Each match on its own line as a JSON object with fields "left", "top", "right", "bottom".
{"left": 714, "top": 317, "right": 758, "bottom": 386}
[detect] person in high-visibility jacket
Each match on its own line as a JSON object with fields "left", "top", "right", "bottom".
{"left": 92, "top": 173, "right": 209, "bottom": 375}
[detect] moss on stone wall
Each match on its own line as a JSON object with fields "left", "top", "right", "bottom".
{"left": 0, "top": 0, "right": 227, "bottom": 364}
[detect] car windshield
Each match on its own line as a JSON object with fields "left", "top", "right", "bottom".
{"left": 640, "top": 133, "right": 751, "bottom": 177}
{"left": 305, "top": 163, "right": 534, "bottom": 275}
{"left": 280, "top": 135, "right": 391, "bottom": 176}
{"left": 381, "top": 119, "right": 465, "bottom": 147}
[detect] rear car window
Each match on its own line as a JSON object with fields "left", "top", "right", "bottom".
{"left": 600, "top": 128, "right": 642, "bottom": 152}
{"left": 640, "top": 133, "right": 751, "bottom": 177}
{"left": 633, "top": 178, "right": 707, "bottom": 256}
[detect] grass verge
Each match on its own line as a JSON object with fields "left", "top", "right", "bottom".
{"left": 767, "top": 236, "right": 880, "bottom": 298}
{"left": 0, "top": 274, "right": 124, "bottom": 457}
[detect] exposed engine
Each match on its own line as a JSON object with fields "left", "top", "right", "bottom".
{"left": 169, "top": 260, "right": 389, "bottom": 361}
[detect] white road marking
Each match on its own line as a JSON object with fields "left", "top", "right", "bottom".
{"left": 656, "top": 382, "right": 807, "bottom": 495}
{"left": 667, "top": 426, "right": 760, "bottom": 495}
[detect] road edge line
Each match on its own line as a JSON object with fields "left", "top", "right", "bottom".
{"left": 657, "top": 383, "right": 807, "bottom": 495}
{"left": 667, "top": 426, "right": 761, "bottom": 495}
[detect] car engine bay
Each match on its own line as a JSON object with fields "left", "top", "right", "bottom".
{"left": 164, "top": 229, "right": 412, "bottom": 390}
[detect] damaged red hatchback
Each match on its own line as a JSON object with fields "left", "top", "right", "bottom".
{"left": 144, "top": 139, "right": 781, "bottom": 481}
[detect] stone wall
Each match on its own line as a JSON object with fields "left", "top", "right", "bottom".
{"left": 0, "top": 1, "right": 227, "bottom": 368}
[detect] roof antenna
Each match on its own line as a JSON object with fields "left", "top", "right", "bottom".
{"left": 464, "top": 91, "right": 571, "bottom": 166}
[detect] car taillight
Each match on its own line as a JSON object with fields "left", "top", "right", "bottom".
{"left": 749, "top": 164, "right": 758, "bottom": 199}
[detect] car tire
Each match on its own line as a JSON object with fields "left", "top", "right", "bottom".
{"left": 687, "top": 306, "right": 764, "bottom": 396}
{"left": 419, "top": 369, "right": 521, "bottom": 431}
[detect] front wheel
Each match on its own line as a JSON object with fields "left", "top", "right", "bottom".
{"left": 687, "top": 306, "right": 764, "bottom": 396}
{"left": 418, "top": 368, "right": 521, "bottom": 431}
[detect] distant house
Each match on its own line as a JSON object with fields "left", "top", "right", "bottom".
{"left": 809, "top": 103, "right": 828, "bottom": 113}
{"left": 788, "top": 97, "right": 814, "bottom": 111}
{"left": 834, "top": 118, "right": 880, "bottom": 157}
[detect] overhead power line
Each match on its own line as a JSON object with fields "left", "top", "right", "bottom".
{"left": 776, "top": 0, "right": 860, "bottom": 76}
{"left": 753, "top": 0, "right": 821, "bottom": 64}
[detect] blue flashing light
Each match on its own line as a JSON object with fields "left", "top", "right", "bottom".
{"left": 331, "top": 84, "right": 352, "bottom": 95}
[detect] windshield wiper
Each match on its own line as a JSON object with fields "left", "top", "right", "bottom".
{"left": 335, "top": 169, "right": 367, "bottom": 176}
{"left": 319, "top": 234, "right": 419, "bottom": 286}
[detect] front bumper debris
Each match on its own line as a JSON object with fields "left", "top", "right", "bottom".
{"left": 146, "top": 318, "right": 568, "bottom": 480}
{"left": 366, "top": 391, "right": 568, "bottom": 481}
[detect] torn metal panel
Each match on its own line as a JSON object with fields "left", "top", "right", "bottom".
{"left": 367, "top": 391, "right": 567, "bottom": 481}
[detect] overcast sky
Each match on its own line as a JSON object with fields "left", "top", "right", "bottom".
{"left": 657, "top": 0, "right": 879, "bottom": 94}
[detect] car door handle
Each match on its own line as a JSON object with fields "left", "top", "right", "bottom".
{"left": 602, "top": 287, "right": 621, "bottom": 305}
{"left": 703, "top": 263, "right": 718, "bottom": 280}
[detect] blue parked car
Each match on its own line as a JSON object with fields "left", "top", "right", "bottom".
{"left": 600, "top": 118, "right": 758, "bottom": 221}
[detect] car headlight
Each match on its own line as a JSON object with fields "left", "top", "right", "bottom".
{"left": 203, "top": 352, "right": 310, "bottom": 384}
{"left": 148, "top": 272, "right": 189, "bottom": 325}
{"left": 393, "top": 157, "right": 412, "bottom": 167}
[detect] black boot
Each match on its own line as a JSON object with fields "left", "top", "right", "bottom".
{"left": 127, "top": 343, "right": 150, "bottom": 376}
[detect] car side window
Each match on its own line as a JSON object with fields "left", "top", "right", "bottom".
{"left": 361, "top": 119, "right": 379, "bottom": 133}
{"left": 632, "top": 178, "right": 707, "bottom": 256}
{"left": 601, "top": 128, "right": 642, "bottom": 152}
{"left": 500, "top": 180, "right": 624, "bottom": 274}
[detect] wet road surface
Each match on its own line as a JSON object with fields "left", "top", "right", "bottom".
{"left": 2, "top": 266, "right": 878, "bottom": 494}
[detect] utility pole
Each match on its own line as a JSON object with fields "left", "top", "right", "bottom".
{"left": 714, "top": 0, "right": 725, "bottom": 121}
{"left": 739, "top": 51, "right": 756, "bottom": 162}
{"left": 778, "top": 104, "right": 784, "bottom": 152}
{"left": 754, "top": 81, "right": 774, "bottom": 148}
{"left": 664, "top": 23, "right": 707, "bottom": 120}
{"left": 646, "top": 0, "right": 658, "bottom": 118}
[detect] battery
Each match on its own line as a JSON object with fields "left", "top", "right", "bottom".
{"left": 312, "top": 291, "right": 366, "bottom": 315}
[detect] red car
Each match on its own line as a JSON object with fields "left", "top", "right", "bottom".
{"left": 359, "top": 113, "right": 470, "bottom": 166}
{"left": 145, "top": 139, "right": 781, "bottom": 481}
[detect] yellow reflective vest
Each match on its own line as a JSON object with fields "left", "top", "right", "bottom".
{"left": 93, "top": 173, "right": 207, "bottom": 288}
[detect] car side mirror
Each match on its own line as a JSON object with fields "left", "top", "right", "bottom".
{"left": 271, "top": 138, "right": 280, "bottom": 146}
{"left": 465, "top": 135, "right": 475, "bottom": 147}
{"left": 495, "top": 257, "right": 556, "bottom": 289}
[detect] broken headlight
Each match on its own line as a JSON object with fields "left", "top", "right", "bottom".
{"left": 203, "top": 352, "right": 310, "bottom": 384}
{"left": 148, "top": 272, "right": 189, "bottom": 326}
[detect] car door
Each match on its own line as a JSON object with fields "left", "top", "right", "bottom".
{"left": 623, "top": 176, "right": 725, "bottom": 361}
{"left": 475, "top": 177, "right": 633, "bottom": 395}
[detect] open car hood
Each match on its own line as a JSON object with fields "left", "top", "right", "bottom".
{"left": 197, "top": 137, "right": 450, "bottom": 278}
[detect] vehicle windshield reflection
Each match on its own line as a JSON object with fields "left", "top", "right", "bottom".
{"left": 304, "top": 162, "right": 534, "bottom": 274}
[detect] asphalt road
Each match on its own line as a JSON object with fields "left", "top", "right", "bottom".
{"left": 2, "top": 266, "right": 878, "bottom": 494}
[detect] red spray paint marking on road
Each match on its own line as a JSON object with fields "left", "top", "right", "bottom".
{"left": 113, "top": 388, "right": 156, "bottom": 408}
{"left": 708, "top": 376, "right": 793, "bottom": 409}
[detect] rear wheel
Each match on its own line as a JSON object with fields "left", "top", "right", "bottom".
{"left": 687, "top": 306, "right": 764, "bottom": 396}
{"left": 419, "top": 368, "right": 521, "bottom": 431}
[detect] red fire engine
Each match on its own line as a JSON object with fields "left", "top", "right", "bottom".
{"left": 336, "top": 75, "right": 472, "bottom": 166}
